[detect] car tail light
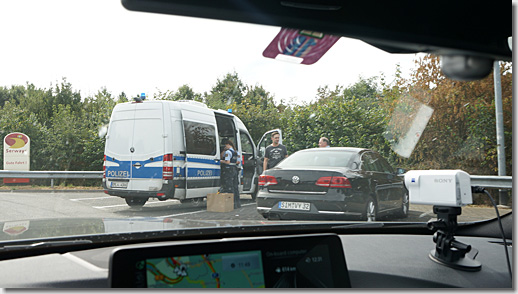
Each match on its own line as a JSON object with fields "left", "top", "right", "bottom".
{"left": 163, "top": 153, "right": 173, "bottom": 180}
{"left": 315, "top": 176, "right": 352, "bottom": 188}
{"left": 258, "top": 175, "right": 278, "bottom": 186}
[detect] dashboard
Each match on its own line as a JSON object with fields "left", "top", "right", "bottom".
{"left": 0, "top": 231, "right": 511, "bottom": 288}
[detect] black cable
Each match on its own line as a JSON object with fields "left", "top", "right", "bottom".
{"left": 472, "top": 186, "right": 512, "bottom": 279}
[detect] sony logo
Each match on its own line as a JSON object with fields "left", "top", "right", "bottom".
{"left": 434, "top": 178, "right": 453, "bottom": 183}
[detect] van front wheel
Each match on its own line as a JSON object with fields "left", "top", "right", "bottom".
{"left": 125, "top": 197, "right": 148, "bottom": 208}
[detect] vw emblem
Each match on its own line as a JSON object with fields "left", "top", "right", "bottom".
{"left": 292, "top": 176, "right": 300, "bottom": 184}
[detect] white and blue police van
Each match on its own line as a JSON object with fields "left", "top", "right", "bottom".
{"left": 102, "top": 96, "right": 281, "bottom": 208}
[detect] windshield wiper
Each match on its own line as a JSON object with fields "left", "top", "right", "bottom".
{"left": 0, "top": 240, "right": 93, "bottom": 251}
{"left": 330, "top": 222, "right": 430, "bottom": 230}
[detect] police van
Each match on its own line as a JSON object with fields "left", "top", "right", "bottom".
{"left": 102, "top": 97, "right": 281, "bottom": 208}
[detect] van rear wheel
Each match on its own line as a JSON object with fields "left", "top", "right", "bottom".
{"left": 125, "top": 197, "right": 148, "bottom": 208}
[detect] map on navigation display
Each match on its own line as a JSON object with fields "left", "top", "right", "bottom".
{"left": 145, "top": 250, "right": 265, "bottom": 288}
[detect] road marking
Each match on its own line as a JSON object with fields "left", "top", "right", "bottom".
{"left": 159, "top": 210, "right": 206, "bottom": 218}
{"left": 93, "top": 204, "right": 128, "bottom": 209}
{"left": 93, "top": 199, "right": 178, "bottom": 209}
{"left": 156, "top": 201, "right": 256, "bottom": 218}
{"left": 70, "top": 196, "right": 113, "bottom": 201}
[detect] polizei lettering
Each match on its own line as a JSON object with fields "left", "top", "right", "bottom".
{"left": 107, "top": 170, "right": 130, "bottom": 178}
{"left": 197, "top": 169, "right": 213, "bottom": 177}
{"left": 434, "top": 178, "right": 452, "bottom": 183}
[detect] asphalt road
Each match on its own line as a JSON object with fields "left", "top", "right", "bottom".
{"left": 0, "top": 191, "right": 511, "bottom": 223}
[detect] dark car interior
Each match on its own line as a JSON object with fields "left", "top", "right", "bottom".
{"left": 121, "top": 0, "right": 511, "bottom": 76}
{"left": 0, "top": 0, "right": 512, "bottom": 289}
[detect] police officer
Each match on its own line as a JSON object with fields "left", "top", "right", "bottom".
{"left": 220, "top": 140, "right": 241, "bottom": 208}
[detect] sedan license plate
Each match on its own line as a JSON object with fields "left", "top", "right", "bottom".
{"left": 111, "top": 181, "right": 128, "bottom": 188}
{"left": 279, "top": 201, "right": 310, "bottom": 211}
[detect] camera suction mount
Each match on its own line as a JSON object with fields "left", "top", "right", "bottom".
{"left": 427, "top": 206, "right": 481, "bottom": 271}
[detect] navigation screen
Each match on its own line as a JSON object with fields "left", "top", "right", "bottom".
{"left": 109, "top": 233, "right": 350, "bottom": 288}
{"left": 143, "top": 251, "right": 265, "bottom": 288}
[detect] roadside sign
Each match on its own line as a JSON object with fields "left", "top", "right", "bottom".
{"left": 3, "top": 132, "right": 30, "bottom": 184}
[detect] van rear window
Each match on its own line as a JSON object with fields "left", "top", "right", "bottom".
{"left": 106, "top": 118, "right": 164, "bottom": 156}
{"left": 132, "top": 118, "right": 163, "bottom": 155}
{"left": 183, "top": 121, "right": 217, "bottom": 155}
{"left": 106, "top": 120, "right": 134, "bottom": 155}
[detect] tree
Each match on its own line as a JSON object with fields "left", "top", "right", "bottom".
{"left": 386, "top": 55, "right": 513, "bottom": 175}
{"left": 155, "top": 85, "right": 202, "bottom": 102}
{"left": 231, "top": 85, "right": 281, "bottom": 142}
{"left": 204, "top": 72, "right": 245, "bottom": 109}
{"left": 280, "top": 79, "right": 391, "bottom": 160}
{"left": 0, "top": 100, "right": 47, "bottom": 170}
{"left": 117, "top": 92, "right": 129, "bottom": 103}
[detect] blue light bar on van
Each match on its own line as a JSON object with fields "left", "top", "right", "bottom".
{"left": 228, "top": 109, "right": 232, "bottom": 113}
{"left": 140, "top": 93, "right": 146, "bottom": 100}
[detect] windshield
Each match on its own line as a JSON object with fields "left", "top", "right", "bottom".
{"left": 0, "top": 0, "right": 512, "bottom": 243}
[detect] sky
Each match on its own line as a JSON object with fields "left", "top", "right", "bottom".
{"left": 0, "top": 0, "right": 420, "bottom": 105}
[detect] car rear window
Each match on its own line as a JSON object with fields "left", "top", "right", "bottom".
{"left": 277, "top": 150, "right": 356, "bottom": 168}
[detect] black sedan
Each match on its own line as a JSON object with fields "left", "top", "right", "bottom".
{"left": 256, "top": 147, "right": 408, "bottom": 221}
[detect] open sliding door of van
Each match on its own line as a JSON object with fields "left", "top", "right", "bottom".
{"left": 256, "top": 129, "right": 283, "bottom": 175}
{"left": 180, "top": 108, "right": 220, "bottom": 200}
{"left": 238, "top": 130, "right": 256, "bottom": 193}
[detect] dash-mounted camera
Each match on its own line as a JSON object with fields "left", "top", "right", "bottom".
{"left": 404, "top": 170, "right": 472, "bottom": 207}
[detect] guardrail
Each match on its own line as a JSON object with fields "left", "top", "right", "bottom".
{"left": 0, "top": 170, "right": 103, "bottom": 188}
{"left": 470, "top": 175, "right": 513, "bottom": 189}
{"left": 0, "top": 170, "right": 513, "bottom": 189}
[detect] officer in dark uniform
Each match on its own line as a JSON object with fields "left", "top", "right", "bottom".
{"left": 220, "top": 140, "right": 241, "bottom": 208}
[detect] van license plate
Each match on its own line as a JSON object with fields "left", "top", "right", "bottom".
{"left": 279, "top": 201, "right": 310, "bottom": 211}
{"left": 111, "top": 182, "right": 128, "bottom": 188}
